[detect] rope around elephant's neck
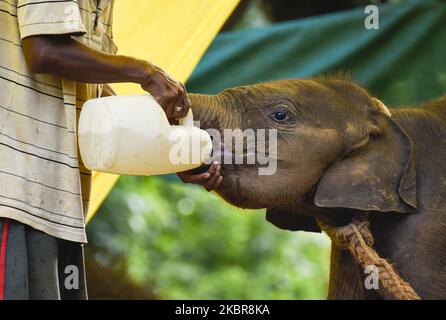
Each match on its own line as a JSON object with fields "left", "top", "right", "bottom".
{"left": 316, "top": 214, "right": 421, "bottom": 300}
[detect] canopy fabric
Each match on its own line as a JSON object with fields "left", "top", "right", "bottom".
{"left": 187, "top": 0, "right": 446, "bottom": 108}
{"left": 87, "top": 0, "right": 240, "bottom": 222}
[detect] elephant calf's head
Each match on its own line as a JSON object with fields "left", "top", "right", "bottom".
{"left": 189, "top": 78, "right": 416, "bottom": 227}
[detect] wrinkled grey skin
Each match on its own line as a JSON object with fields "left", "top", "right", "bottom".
{"left": 189, "top": 78, "right": 446, "bottom": 299}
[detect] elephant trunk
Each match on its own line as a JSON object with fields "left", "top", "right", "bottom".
{"left": 188, "top": 93, "right": 234, "bottom": 130}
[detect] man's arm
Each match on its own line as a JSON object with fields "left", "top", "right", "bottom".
{"left": 22, "top": 35, "right": 190, "bottom": 118}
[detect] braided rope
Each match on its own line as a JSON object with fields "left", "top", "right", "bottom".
{"left": 317, "top": 214, "right": 421, "bottom": 300}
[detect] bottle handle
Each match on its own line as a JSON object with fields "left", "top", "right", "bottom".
{"left": 178, "top": 108, "right": 194, "bottom": 127}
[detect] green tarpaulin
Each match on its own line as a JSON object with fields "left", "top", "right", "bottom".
{"left": 187, "top": 0, "right": 446, "bottom": 108}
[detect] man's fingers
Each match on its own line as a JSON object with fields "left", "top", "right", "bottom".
{"left": 207, "top": 162, "right": 218, "bottom": 175}
{"left": 214, "top": 176, "right": 223, "bottom": 190}
{"left": 180, "top": 93, "right": 191, "bottom": 117}
{"left": 173, "top": 87, "right": 188, "bottom": 118}
{"left": 180, "top": 83, "right": 191, "bottom": 111}
{"left": 178, "top": 171, "right": 210, "bottom": 184}
{"left": 163, "top": 84, "right": 178, "bottom": 118}
{"left": 205, "top": 175, "right": 223, "bottom": 192}
{"left": 173, "top": 85, "right": 189, "bottom": 118}
{"left": 205, "top": 164, "right": 221, "bottom": 191}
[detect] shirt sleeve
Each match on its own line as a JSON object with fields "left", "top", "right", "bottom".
{"left": 17, "top": 0, "right": 87, "bottom": 39}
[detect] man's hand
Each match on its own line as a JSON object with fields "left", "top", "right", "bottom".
{"left": 140, "top": 63, "right": 191, "bottom": 119}
{"left": 177, "top": 162, "right": 223, "bottom": 192}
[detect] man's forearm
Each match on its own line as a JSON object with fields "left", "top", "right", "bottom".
{"left": 22, "top": 34, "right": 191, "bottom": 119}
{"left": 22, "top": 35, "right": 150, "bottom": 85}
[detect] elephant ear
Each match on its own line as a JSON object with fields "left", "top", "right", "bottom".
{"left": 266, "top": 208, "right": 321, "bottom": 233}
{"left": 315, "top": 112, "right": 417, "bottom": 213}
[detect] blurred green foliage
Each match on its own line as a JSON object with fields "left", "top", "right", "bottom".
{"left": 87, "top": 176, "right": 331, "bottom": 299}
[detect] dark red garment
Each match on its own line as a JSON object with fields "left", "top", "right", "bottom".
{"left": 0, "top": 219, "right": 10, "bottom": 300}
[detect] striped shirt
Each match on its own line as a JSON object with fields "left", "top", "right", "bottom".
{"left": 0, "top": 0, "right": 117, "bottom": 243}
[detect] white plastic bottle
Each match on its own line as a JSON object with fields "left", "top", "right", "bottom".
{"left": 78, "top": 94, "right": 212, "bottom": 176}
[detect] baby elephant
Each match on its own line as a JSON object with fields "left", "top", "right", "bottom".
{"left": 188, "top": 78, "right": 446, "bottom": 300}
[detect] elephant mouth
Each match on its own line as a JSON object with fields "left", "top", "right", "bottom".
{"left": 209, "top": 140, "right": 263, "bottom": 167}
{"left": 210, "top": 146, "right": 266, "bottom": 209}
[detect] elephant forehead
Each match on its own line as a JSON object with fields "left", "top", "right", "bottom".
{"left": 233, "top": 79, "right": 326, "bottom": 96}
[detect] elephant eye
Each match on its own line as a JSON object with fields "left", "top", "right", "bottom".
{"left": 270, "top": 109, "right": 289, "bottom": 122}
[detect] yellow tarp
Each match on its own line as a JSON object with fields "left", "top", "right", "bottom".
{"left": 86, "top": 0, "right": 239, "bottom": 222}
